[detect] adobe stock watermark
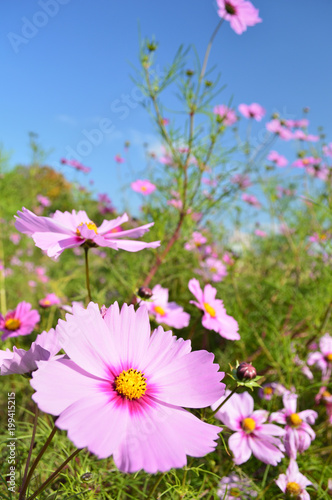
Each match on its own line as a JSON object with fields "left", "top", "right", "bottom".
{"left": 7, "top": 0, "right": 71, "bottom": 54}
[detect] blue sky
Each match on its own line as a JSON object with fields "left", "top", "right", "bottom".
{"left": 2, "top": 0, "right": 332, "bottom": 211}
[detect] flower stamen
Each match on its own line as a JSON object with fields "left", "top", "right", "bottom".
{"left": 286, "top": 481, "right": 301, "bottom": 496}
{"left": 76, "top": 221, "right": 98, "bottom": 236}
{"left": 204, "top": 302, "right": 216, "bottom": 318}
{"left": 154, "top": 305, "right": 166, "bottom": 317}
{"left": 242, "top": 417, "right": 256, "bottom": 433}
{"left": 115, "top": 368, "right": 147, "bottom": 400}
{"left": 5, "top": 318, "right": 21, "bottom": 331}
{"left": 288, "top": 413, "right": 303, "bottom": 427}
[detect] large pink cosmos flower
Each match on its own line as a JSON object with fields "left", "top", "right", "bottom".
{"left": 0, "top": 302, "right": 40, "bottom": 341}
{"left": 238, "top": 103, "right": 265, "bottom": 121}
{"left": 15, "top": 208, "right": 160, "bottom": 259}
{"left": 213, "top": 105, "right": 237, "bottom": 126}
{"left": 141, "top": 284, "right": 190, "bottom": 329}
{"left": 188, "top": 279, "right": 240, "bottom": 340}
{"left": 216, "top": 0, "right": 262, "bottom": 35}
{"left": 276, "top": 460, "right": 312, "bottom": 500}
{"left": 131, "top": 179, "right": 156, "bottom": 196}
{"left": 31, "top": 302, "right": 224, "bottom": 473}
{"left": 270, "top": 393, "right": 317, "bottom": 459}
{"left": 0, "top": 328, "right": 60, "bottom": 376}
{"left": 212, "top": 391, "right": 285, "bottom": 465}
{"left": 307, "top": 333, "right": 332, "bottom": 378}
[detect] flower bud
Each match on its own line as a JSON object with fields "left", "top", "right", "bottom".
{"left": 138, "top": 287, "right": 153, "bottom": 299}
{"left": 237, "top": 362, "right": 257, "bottom": 381}
{"left": 186, "top": 69, "right": 194, "bottom": 77}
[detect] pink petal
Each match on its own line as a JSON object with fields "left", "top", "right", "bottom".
{"left": 228, "top": 432, "right": 252, "bottom": 464}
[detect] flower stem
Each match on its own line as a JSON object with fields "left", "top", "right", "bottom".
{"left": 26, "top": 448, "right": 81, "bottom": 500}
{"left": 84, "top": 246, "right": 92, "bottom": 303}
{"left": 147, "top": 473, "right": 164, "bottom": 500}
{"left": 199, "top": 18, "right": 223, "bottom": 84}
{"left": 19, "top": 426, "right": 57, "bottom": 500}
{"left": 210, "top": 386, "right": 239, "bottom": 418}
{"left": 19, "top": 404, "right": 39, "bottom": 499}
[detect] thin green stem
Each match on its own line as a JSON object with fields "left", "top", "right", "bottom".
{"left": 26, "top": 448, "right": 81, "bottom": 500}
{"left": 19, "top": 426, "right": 57, "bottom": 500}
{"left": 84, "top": 247, "right": 92, "bottom": 303}
{"left": 210, "top": 386, "right": 239, "bottom": 418}
{"left": 19, "top": 404, "right": 39, "bottom": 499}
{"left": 198, "top": 19, "right": 224, "bottom": 85}
{"left": 147, "top": 473, "right": 164, "bottom": 500}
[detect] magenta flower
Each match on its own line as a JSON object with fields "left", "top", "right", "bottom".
{"left": 293, "top": 130, "right": 319, "bottom": 142}
{"left": 276, "top": 460, "right": 312, "bottom": 500}
{"left": 200, "top": 257, "right": 228, "bottom": 282}
{"left": 0, "top": 328, "right": 60, "bottom": 376}
{"left": 217, "top": 472, "right": 257, "bottom": 499}
{"left": 188, "top": 279, "right": 240, "bottom": 340}
{"left": 292, "top": 157, "right": 320, "bottom": 168}
{"left": 9, "top": 233, "right": 21, "bottom": 245}
{"left": 212, "top": 391, "right": 284, "bottom": 465}
{"left": 184, "top": 231, "right": 207, "bottom": 251}
{"left": 323, "top": 143, "right": 332, "bottom": 158}
{"left": 31, "top": 302, "right": 224, "bottom": 473}
{"left": 270, "top": 393, "right": 317, "bottom": 459}
{"left": 213, "top": 105, "right": 237, "bottom": 126}
{"left": 216, "top": 0, "right": 262, "bottom": 35}
{"left": 60, "top": 158, "right": 91, "bottom": 173}
{"left": 15, "top": 208, "right": 160, "bottom": 259}
{"left": 267, "top": 150, "right": 289, "bottom": 167}
{"left": 241, "top": 193, "right": 261, "bottom": 208}
{"left": 39, "top": 293, "right": 61, "bottom": 308}
{"left": 258, "top": 382, "right": 289, "bottom": 400}
{"left": 230, "top": 174, "right": 252, "bottom": 189}
{"left": 131, "top": 179, "right": 156, "bottom": 196}
{"left": 254, "top": 229, "right": 267, "bottom": 238}
{"left": 114, "top": 154, "right": 125, "bottom": 164}
{"left": 36, "top": 194, "right": 51, "bottom": 207}
{"left": 315, "top": 387, "right": 332, "bottom": 425}
{"left": 307, "top": 333, "right": 332, "bottom": 378}
{"left": 0, "top": 302, "right": 40, "bottom": 341}
{"left": 238, "top": 103, "right": 265, "bottom": 121}
{"left": 266, "top": 120, "right": 293, "bottom": 140}
{"left": 142, "top": 284, "right": 190, "bottom": 329}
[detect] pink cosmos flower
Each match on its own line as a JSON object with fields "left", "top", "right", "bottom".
{"left": 115, "top": 154, "right": 125, "bottom": 164}
{"left": 258, "top": 382, "right": 289, "bottom": 400}
{"left": 323, "top": 143, "right": 332, "bottom": 158}
{"left": 184, "top": 232, "right": 207, "bottom": 251}
{"left": 293, "top": 130, "right": 319, "bottom": 142}
{"left": 35, "top": 266, "right": 49, "bottom": 283}
{"left": 188, "top": 278, "right": 240, "bottom": 340}
{"left": 254, "top": 229, "right": 267, "bottom": 238}
{"left": 200, "top": 257, "right": 228, "bottom": 282}
{"left": 241, "top": 193, "right": 261, "bottom": 208}
{"left": 0, "top": 302, "right": 40, "bottom": 341}
{"left": 267, "top": 150, "right": 289, "bottom": 167}
{"left": 39, "top": 293, "right": 61, "bottom": 308}
{"left": 306, "top": 164, "right": 329, "bottom": 181}
{"left": 238, "top": 103, "right": 265, "bottom": 121}
{"left": 15, "top": 208, "right": 160, "bottom": 259}
{"left": 270, "top": 393, "right": 317, "bottom": 459}
{"left": 315, "top": 387, "right": 332, "bottom": 424}
{"left": 276, "top": 460, "right": 312, "bottom": 500}
{"left": 0, "top": 328, "right": 60, "bottom": 376}
{"left": 36, "top": 194, "right": 51, "bottom": 207}
{"left": 162, "top": 118, "right": 169, "bottom": 126}
{"left": 217, "top": 472, "right": 257, "bottom": 499}
{"left": 131, "top": 180, "right": 156, "bottom": 196}
{"left": 307, "top": 333, "right": 332, "bottom": 378}
{"left": 9, "top": 233, "right": 21, "bottom": 245}
{"left": 212, "top": 390, "right": 284, "bottom": 465}
{"left": 213, "top": 105, "right": 237, "bottom": 126}
{"left": 159, "top": 146, "right": 173, "bottom": 166}
{"left": 60, "top": 158, "right": 91, "bottom": 173}
{"left": 266, "top": 120, "right": 293, "bottom": 140}
{"left": 293, "top": 157, "right": 320, "bottom": 168}
{"left": 230, "top": 174, "right": 252, "bottom": 189}
{"left": 216, "top": 0, "right": 262, "bottom": 35}
{"left": 142, "top": 284, "right": 190, "bottom": 329}
{"left": 31, "top": 302, "right": 225, "bottom": 473}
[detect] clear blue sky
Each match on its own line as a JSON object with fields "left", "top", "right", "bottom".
{"left": 1, "top": 0, "right": 332, "bottom": 211}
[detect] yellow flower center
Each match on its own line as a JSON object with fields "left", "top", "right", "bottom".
{"left": 43, "top": 299, "right": 51, "bottom": 306}
{"left": 154, "top": 305, "right": 166, "bottom": 317}
{"left": 242, "top": 417, "right": 256, "bottom": 433}
{"left": 322, "top": 390, "right": 331, "bottom": 399}
{"left": 141, "top": 186, "right": 147, "bottom": 192}
{"left": 286, "top": 482, "right": 301, "bottom": 496}
{"left": 204, "top": 302, "right": 216, "bottom": 318}
{"left": 115, "top": 368, "right": 147, "bottom": 400}
{"left": 326, "top": 353, "right": 332, "bottom": 362}
{"left": 76, "top": 221, "right": 98, "bottom": 236}
{"left": 264, "top": 386, "right": 274, "bottom": 395}
{"left": 302, "top": 158, "right": 310, "bottom": 165}
{"left": 5, "top": 318, "right": 21, "bottom": 331}
{"left": 320, "top": 233, "right": 327, "bottom": 240}
{"left": 288, "top": 413, "right": 303, "bottom": 427}
{"left": 210, "top": 267, "right": 217, "bottom": 273}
